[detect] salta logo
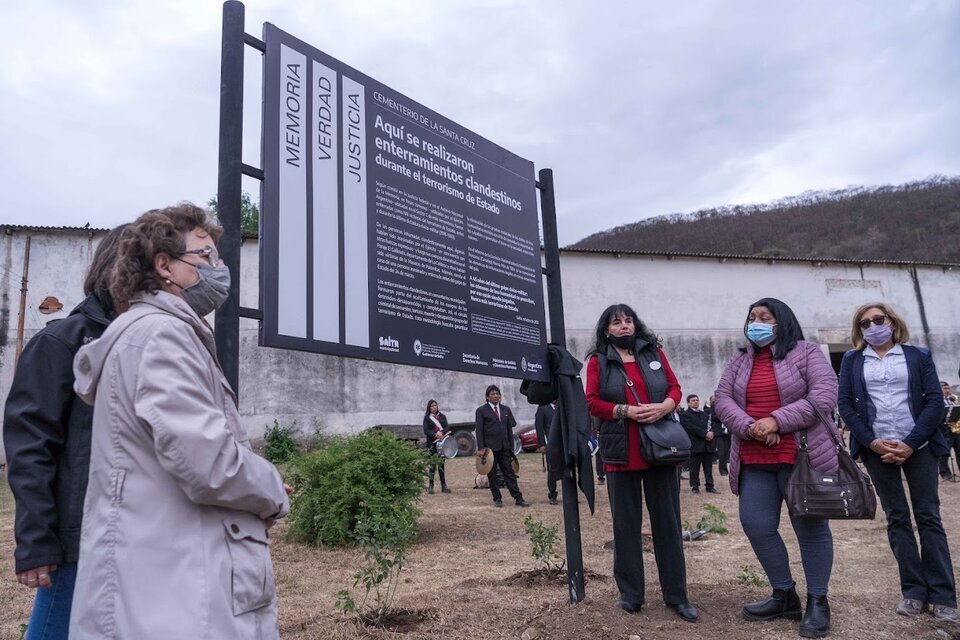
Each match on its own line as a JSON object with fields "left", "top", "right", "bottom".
{"left": 378, "top": 336, "right": 400, "bottom": 351}
{"left": 521, "top": 357, "right": 528, "bottom": 372}
{"left": 413, "top": 339, "right": 423, "bottom": 356}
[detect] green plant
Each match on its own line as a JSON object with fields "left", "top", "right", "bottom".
{"left": 285, "top": 429, "right": 425, "bottom": 547}
{"left": 263, "top": 419, "right": 299, "bottom": 464}
{"left": 289, "top": 429, "right": 424, "bottom": 625}
{"left": 19, "top": 624, "right": 27, "bottom": 640}
{"left": 737, "top": 565, "right": 768, "bottom": 586}
{"left": 523, "top": 515, "right": 565, "bottom": 574}
{"left": 695, "top": 503, "right": 729, "bottom": 534}
{"left": 306, "top": 417, "right": 330, "bottom": 451}
{"left": 334, "top": 505, "right": 417, "bottom": 625}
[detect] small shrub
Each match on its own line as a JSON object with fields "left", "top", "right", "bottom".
{"left": 695, "top": 503, "right": 729, "bottom": 534}
{"left": 263, "top": 419, "right": 299, "bottom": 464}
{"left": 334, "top": 505, "right": 417, "bottom": 625}
{"left": 306, "top": 417, "right": 330, "bottom": 451}
{"left": 737, "top": 565, "right": 767, "bottom": 586}
{"left": 289, "top": 429, "right": 424, "bottom": 626}
{"left": 523, "top": 515, "right": 565, "bottom": 574}
{"left": 285, "top": 429, "right": 425, "bottom": 547}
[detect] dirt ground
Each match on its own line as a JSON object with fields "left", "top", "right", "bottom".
{"left": 3, "top": 455, "right": 960, "bottom": 640}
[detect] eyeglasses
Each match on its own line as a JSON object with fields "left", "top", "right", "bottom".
{"left": 858, "top": 315, "right": 888, "bottom": 330}
{"left": 177, "top": 245, "right": 220, "bottom": 268}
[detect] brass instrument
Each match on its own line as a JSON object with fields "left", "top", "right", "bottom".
{"left": 947, "top": 395, "right": 960, "bottom": 433}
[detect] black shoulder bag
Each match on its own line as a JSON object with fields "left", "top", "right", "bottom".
{"left": 785, "top": 399, "right": 877, "bottom": 520}
{"left": 619, "top": 371, "right": 691, "bottom": 465}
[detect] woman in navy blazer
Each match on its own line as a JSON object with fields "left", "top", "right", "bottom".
{"left": 838, "top": 302, "right": 957, "bottom": 623}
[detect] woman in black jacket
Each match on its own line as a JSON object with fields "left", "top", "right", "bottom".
{"left": 423, "top": 399, "right": 451, "bottom": 494}
{"left": 3, "top": 224, "right": 126, "bottom": 640}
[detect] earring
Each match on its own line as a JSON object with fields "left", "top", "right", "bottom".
{"left": 164, "top": 278, "right": 172, "bottom": 285}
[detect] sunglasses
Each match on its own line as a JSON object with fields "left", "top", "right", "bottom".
{"left": 858, "top": 315, "right": 888, "bottom": 330}
{"left": 177, "top": 245, "right": 220, "bottom": 268}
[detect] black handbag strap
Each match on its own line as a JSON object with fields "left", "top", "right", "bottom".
{"left": 802, "top": 399, "right": 845, "bottom": 451}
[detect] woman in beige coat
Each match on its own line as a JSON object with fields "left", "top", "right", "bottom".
{"left": 70, "top": 204, "right": 290, "bottom": 639}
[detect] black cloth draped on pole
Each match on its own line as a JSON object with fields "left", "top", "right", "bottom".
{"left": 521, "top": 344, "right": 595, "bottom": 514}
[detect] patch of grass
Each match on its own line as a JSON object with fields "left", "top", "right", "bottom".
{"left": 737, "top": 565, "right": 768, "bottom": 586}
{"left": 0, "top": 478, "right": 14, "bottom": 519}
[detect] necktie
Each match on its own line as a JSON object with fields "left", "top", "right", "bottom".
{"left": 494, "top": 405, "right": 500, "bottom": 421}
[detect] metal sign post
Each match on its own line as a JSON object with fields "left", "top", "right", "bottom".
{"left": 215, "top": 0, "right": 245, "bottom": 392}
{"left": 538, "top": 168, "right": 586, "bottom": 603}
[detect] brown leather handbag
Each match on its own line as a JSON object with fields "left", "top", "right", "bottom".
{"left": 785, "top": 400, "right": 877, "bottom": 520}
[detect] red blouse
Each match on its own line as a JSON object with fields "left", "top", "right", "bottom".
{"left": 740, "top": 346, "right": 797, "bottom": 465}
{"left": 586, "top": 349, "right": 683, "bottom": 472}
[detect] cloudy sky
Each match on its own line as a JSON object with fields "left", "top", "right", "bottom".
{"left": 1, "top": 0, "right": 957, "bottom": 245}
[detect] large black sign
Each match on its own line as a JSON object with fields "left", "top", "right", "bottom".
{"left": 260, "top": 24, "right": 548, "bottom": 381}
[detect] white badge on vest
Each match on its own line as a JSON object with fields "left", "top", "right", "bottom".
{"left": 649, "top": 361, "right": 662, "bottom": 370}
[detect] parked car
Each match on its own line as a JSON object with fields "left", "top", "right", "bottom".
{"left": 515, "top": 423, "right": 540, "bottom": 452}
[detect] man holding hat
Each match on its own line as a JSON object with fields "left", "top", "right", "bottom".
{"left": 476, "top": 385, "right": 529, "bottom": 507}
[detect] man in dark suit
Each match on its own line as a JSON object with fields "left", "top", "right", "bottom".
{"left": 535, "top": 401, "right": 558, "bottom": 505}
{"left": 705, "top": 394, "right": 730, "bottom": 476}
{"left": 680, "top": 394, "right": 719, "bottom": 494}
{"left": 476, "top": 385, "right": 529, "bottom": 507}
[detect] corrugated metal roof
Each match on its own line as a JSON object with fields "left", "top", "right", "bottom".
{"left": 1, "top": 224, "right": 110, "bottom": 234}
{"left": 560, "top": 246, "right": 960, "bottom": 268}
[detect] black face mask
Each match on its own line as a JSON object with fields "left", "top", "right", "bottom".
{"left": 608, "top": 333, "right": 635, "bottom": 350}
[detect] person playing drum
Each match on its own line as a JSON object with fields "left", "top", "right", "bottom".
{"left": 423, "top": 399, "right": 451, "bottom": 494}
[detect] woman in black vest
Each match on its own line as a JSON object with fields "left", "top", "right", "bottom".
{"left": 585, "top": 303, "right": 698, "bottom": 622}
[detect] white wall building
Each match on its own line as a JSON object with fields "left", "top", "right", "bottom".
{"left": 2, "top": 225, "right": 958, "bottom": 464}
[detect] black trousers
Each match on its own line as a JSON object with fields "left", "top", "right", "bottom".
{"left": 606, "top": 466, "right": 688, "bottom": 606}
{"left": 688, "top": 452, "right": 714, "bottom": 489}
{"left": 596, "top": 449, "right": 606, "bottom": 479}
{"left": 938, "top": 431, "right": 960, "bottom": 478}
{"left": 487, "top": 449, "right": 523, "bottom": 503}
{"left": 425, "top": 448, "right": 446, "bottom": 485}
{"left": 715, "top": 435, "right": 731, "bottom": 473}
{"left": 862, "top": 446, "right": 957, "bottom": 607}
{"left": 545, "top": 456, "right": 558, "bottom": 500}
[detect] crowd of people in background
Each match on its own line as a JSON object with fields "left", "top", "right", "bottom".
{"left": 4, "top": 202, "right": 959, "bottom": 639}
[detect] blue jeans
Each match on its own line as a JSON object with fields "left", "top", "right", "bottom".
{"left": 862, "top": 446, "right": 957, "bottom": 607}
{"left": 739, "top": 466, "right": 833, "bottom": 596}
{"left": 25, "top": 563, "right": 77, "bottom": 640}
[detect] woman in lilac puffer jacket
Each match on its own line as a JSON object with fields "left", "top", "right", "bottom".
{"left": 715, "top": 298, "right": 839, "bottom": 639}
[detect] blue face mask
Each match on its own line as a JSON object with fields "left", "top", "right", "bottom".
{"left": 746, "top": 322, "right": 776, "bottom": 347}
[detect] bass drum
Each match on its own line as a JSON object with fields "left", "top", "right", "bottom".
{"left": 453, "top": 430, "right": 477, "bottom": 457}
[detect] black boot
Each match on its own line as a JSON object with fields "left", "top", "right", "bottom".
{"left": 799, "top": 593, "right": 830, "bottom": 638}
{"left": 742, "top": 584, "right": 802, "bottom": 621}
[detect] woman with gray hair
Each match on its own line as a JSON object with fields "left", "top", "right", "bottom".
{"left": 69, "top": 204, "right": 289, "bottom": 639}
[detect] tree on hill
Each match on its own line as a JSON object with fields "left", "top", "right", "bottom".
{"left": 207, "top": 191, "right": 260, "bottom": 237}
{"left": 570, "top": 176, "right": 960, "bottom": 263}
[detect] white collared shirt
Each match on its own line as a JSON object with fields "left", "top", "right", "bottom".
{"left": 488, "top": 402, "right": 501, "bottom": 418}
{"left": 863, "top": 343, "right": 914, "bottom": 441}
